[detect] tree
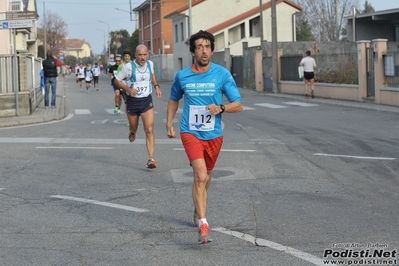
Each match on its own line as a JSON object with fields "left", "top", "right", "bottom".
{"left": 361, "top": 0, "right": 375, "bottom": 13}
{"left": 65, "top": 55, "right": 77, "bottom": 67}
{"left": 37, "top": 11, "right": 68, "bottom": 54}
{"left": 130, "top": 29, "right": 139, "bottom": 52}
{"left": 296, "top": 19, "right": 315, "bottom": 41}
{"left": 294, "top": 0, "right": 360, "bottom": 41}
{"left": 110, "top": 29, "right": 131, "bottom": 55}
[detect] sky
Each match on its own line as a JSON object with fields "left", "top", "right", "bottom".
{"left": 36, "top": 0, "right": 399, "bottom": 55}
{"left": 36, "top": 0, "right": 141, "bottom": 55}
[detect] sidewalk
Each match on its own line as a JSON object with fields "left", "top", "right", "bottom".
{"left": 1, "top": 80, "right": 399, "bottom": 128}
{"left": 0, "top": 77, "right": 66, "bottom": 128}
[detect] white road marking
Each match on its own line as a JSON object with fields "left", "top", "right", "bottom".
{"left": 0, "top": 188, "right": 4, "bottom": 191}
{"left": 172, "top": 148, "right": 256, "bottom": 152}
{"left": 0, "top": 137, "right": 181, "bottom": 145}
{"left": 213, "top": 227, "right": 323, "bottom": 266}
{"left": 254, "top": 103, "right": 287, "bottom": 109}
{"left": 36, "top": 146, "right": 113, "bottom": 150}
{"left": 243, "top": 106, "right": 256, "bottom": 110}
{"left": 284, "top": 101, "right": 319, "bottom": 107}
{"left": 50, "top": 195, "right": 149, "bottom": 213}
{"left": 74, "top": 109, "right": 92, "bottom": 114}
{"left": 314, "top": 153, "right": 396, "bottom": 160}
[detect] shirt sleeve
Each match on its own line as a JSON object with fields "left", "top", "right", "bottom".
{"left": 223, "top": 71, "right": 242, "bottom": 103}
{"left": 115, "top": 63, "right": 132, "bottom": 82}
{"left": 169, "top": 72, "right": 184, "bottom": 101}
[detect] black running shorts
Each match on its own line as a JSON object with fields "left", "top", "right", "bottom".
{"left": 126, "top": 94, "right": 154, "bottom": 116}
{"left": 304, "top": 71, "right": 314, "bottom": 80}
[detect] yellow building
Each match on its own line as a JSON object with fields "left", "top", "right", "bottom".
{"left": 63, "top": 38, "right": 92, "bottom": 60}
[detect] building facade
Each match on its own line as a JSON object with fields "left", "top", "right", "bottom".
{"left": 164, "top": 0, "right": 301, "bottom": 73}
{"left": 0, "top": 0, "right": 39, "bottom": 56}
{"left": 133, "top": 0, "right": 188, "bottom": 55}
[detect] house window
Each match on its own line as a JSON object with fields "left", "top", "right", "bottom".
{"left": 228, "top": 23, "right": 244, "bottom": 44}
{"left": 215, "top": 33, "right": 225, "bottom": 50}
{"left": 175, "top": 24, "right": 178, "bottom": 42}
{"left": 178, "top": 58, "right": 183, "bottom": 70}
{"left": 180, "top": 22, "right": 184, "bottom": 42}
{"left": 249, "top": 17, "right": 261, "bottom": 37}
{"left": 395, "top": 25, "right": 399, "bottom": 42}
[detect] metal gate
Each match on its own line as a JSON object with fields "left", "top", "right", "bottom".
{"left": 262, "top": 56, "right": 273, "bottom": 92}
{"left": 231, "top": 56, "right": 244, "bottom": 87}
{"left": 366, "top": 47, "right": 375, "bottom": 97}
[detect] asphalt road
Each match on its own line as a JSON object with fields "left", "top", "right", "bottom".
{"left": 0, "top": 75, "right": 398, "bottom": 266}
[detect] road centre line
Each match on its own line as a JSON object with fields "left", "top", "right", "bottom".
{"left": 50, "top": 195, "right": 149, "bottom": 213}
{"left": 173, "top": 148, "right": 256, "bottom": 152}
{"left": 213, "top": 227, "right": 324, "bottom": 266}
{"left": 314, "top": 153, "right": 396, "bottom": 160}
{"left": 36, "top": 147, "right": 113, "bottom": 150}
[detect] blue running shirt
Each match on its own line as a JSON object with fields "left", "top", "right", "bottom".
{"left": 169, "top": 63, "right": 242, "bottom": 140}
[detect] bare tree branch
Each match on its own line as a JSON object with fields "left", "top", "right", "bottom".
{"left": 38, "top": 11, "right": 68, "bottom": 53}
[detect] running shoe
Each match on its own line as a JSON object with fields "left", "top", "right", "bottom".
{"left": 128, "top": 132, "right": 136, "bottom": 142}
{"left": 198, "top": 223, "right": 212, "bottom": 244}
{"left": 193, "top": 209, "right": 199, "bottom": 227}
{"left": 114, "top": 107, "right": 118, "bottom": 114}
{"left": 117, "top": 108, "right": 121, "bottom": 115}
{"left": 311, "top": 90, "right": 315, "bottom": 99}
{"left": 305, "top": 93, "right": 309, "bottom": 99}
{"left": 146, "top": 158, "right": 157, "bottom": 169}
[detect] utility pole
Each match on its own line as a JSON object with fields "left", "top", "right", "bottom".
{"left": 129, "top": 0, "right": 133, "bottom": 21}
{"left": 335, "top": 0, "right": 339, "bottom": 40}
{"left": 188, "top": 0, "right": 192, "bottom": 38}
{"left": 43, "top": 1, "right": 46, "bottom": 58}
{"left": 271, "top": 0, "right": 278, "bottom": 93}
{"left": 150, "top": 0, "right": 153, "bottom": 55}
{"left": 259, "top": 0, "right": 263, "bottom": 42}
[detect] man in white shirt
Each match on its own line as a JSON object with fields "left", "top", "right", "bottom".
{"left": 76, "top": 63, "right": 85, "bottom": 92}
{"left": 114, "top": 45, "right": 162, "bottom": 169}
{"left": 92, "top": 63, "right": 101, "bottom": 91}
{"left": 299, "top": 50, "right": 317, "bottom": 99}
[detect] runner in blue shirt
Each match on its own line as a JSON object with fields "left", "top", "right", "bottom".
{"left": 166, "top": 30, "right": 243, "bottom": 244}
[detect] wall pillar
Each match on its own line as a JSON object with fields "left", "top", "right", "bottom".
{"left": 255, "top": 49, "right": 263, "bottom": 92}
{"left": 356, "top": 40, "right": 370, "bottom": 101}
{"left": 372, "top": 39, "right": 387, "bottom": 104}
{"left": 18, "top": 51, "right": 27, "bottom": 92}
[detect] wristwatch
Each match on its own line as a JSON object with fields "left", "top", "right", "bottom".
{"left": 154, "top": 84, "right": 160, "bottom": 88}
{"left": 219, "top": 104, "right": 225, "bottom": 114}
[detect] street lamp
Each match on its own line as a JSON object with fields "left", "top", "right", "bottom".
{"left": 95, "top": 28, "right": 106, "bottom": 55}
{"left": 98, "top": 20, "right": 110, "bottom": 59}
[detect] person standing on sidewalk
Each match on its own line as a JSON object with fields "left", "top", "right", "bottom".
{"left": 42, "top": 51, "right": 58, "bottom": 109}
{"left": 114, "top": 45, "right": 162, "bottom": 169}
{"left": 166, "top": 30, "right": 243, "bottom": 244}
{"left": 108, "top": 55, "right": 123, "bottom": 114}
{"left": 299, "top": 50, "right": 317, "bottom": 99}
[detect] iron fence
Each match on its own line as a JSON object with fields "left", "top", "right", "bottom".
{"left": 383, "top": 52, "right": 399, "bottom": 88}
{"left": 0, "top": 55, "right": 14, "bottom": 94}
{"left": 280, "top": 53, "right": 358, "bottom": 84}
